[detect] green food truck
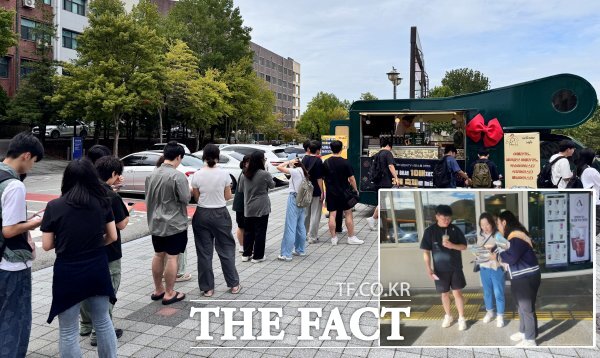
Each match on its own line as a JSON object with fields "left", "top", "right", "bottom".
{"left": 329, "top": 74, "right": 598, "bottom": 205}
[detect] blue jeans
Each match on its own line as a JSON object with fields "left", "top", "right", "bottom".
{"left": 58, "top": 296, "right": 116, "bottom": 357}
{"left": 480, "top": 267, "right": 505, "bottom": 314}
{"left": 281, "top": 193, "right": 307, "bottom": 258}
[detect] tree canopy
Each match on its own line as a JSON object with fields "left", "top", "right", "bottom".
{"left": 430, "top": 68, "right": 490, "bottom": 97}
{"left": 555, "top": 104, "right": 600, "bottom": 150}
{"left": 296, "top": 92, "right": 348, "bottom": 138}
{"left": 0, "top": 8, "right": 17, "bottom": 56}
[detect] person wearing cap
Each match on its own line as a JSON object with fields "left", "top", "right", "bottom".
{"left": 420, "top": 205, "right": 468, "bottom": 331}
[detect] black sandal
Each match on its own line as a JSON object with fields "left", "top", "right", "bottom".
{"left": 150, "top": 292, "right": 165, "bottom": 301}
{"left": 162, "top": 291, "right": 186, "bottom": 305}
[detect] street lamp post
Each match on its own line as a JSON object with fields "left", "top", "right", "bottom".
{"left": 387, "top": 67, "right": 402, "bottom": 99}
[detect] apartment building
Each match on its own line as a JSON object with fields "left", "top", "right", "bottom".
{"left": 250, "top": 41, "right": 300, "bottom": 128}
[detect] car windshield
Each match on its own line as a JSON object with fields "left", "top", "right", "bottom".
{"left": 273, "top": 149, "right": 288, "bottom": 159}
{"left": 223, "top": 151, "right": 245, "bottom": 162}
{"left": 181, "top": 154, "right": 204, "bottom": 169}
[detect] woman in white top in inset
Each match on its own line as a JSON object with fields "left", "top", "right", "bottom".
{"left": 276, "top": 157, "right": 309, "bottom": 261}
{"left": 191, "top": 144, "right": 241, "bottom": 297}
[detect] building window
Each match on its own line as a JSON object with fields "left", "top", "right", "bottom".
{"left": 260, "top": 57, "right": 264, "bottom": 65}
{"left": 20, "top": 60, "right": 35, "bottom": 77}
{"left": 265, "top": 75, "right": 270, "bottom": 82}
{"left": 20, "top": 18, "right": 37, "bottom": 41}
{"left": 62, "top": 29, "right": 80, "bottom": 50}
{"left": 253, "top": 53, "right": 258, "bottom": 63}
{"left": 266, "top": 60, "right": 271, "bottom": 68}
{"left": 64, "top": 0, "right": 86, "bottom": 16}
{"left": 0, "top": 57, "right": 9, "bottom": 78}
{"left": 278, "top": 79, "right": 282, "bottom": 86}
{"left": 272, "top": 77, "right": 277, "bottom": 84}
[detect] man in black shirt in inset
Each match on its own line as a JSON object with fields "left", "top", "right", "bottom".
{"left": 80, "top": 156, "right": 132, "bottom": 345}
{"left": 420, "top": 205, "right": 468, "bottom": 331}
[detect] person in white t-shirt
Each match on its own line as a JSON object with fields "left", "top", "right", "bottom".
{"left": 549, "top": 140, "right": 576, "bottom": 189}
{"left": 0, "top": 132, "right": 44, "bottom": 357}
{"left": 191, "top": 144, "right": 241, "bottom": 297}
{"left": 577, "top": 148, "right": 600, "bottom": 234}
{"left": 276, "top": 158, "right": 309, "bottom": 261}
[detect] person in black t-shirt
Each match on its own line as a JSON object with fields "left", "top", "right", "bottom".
{"left": 420, "top": 205, "right": 468, "bottom": 331}
{"left": 323, "top": 140, "right": 363, "bottom": 246}
{"left": 301, "top": 140, "right": 325, "bottom": 243}
{"left": 367, "top": 137, "right": 398, "bottom": 231}
{"left": 79, "top": 156, "right": 132, "bottom": 345}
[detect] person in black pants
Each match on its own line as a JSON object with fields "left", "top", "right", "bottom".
{"left": 492, "top": 210, "right": 541, "bottom": 347}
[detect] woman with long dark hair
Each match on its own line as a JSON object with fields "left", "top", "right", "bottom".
{"left": 492, "top": 210, "right": 540, "bottom": 347}
{"left": 232, "top": 155, "right": 250, "bottom": 253}
{"left": 276, "top": 158, "right": 309, "bottom": 261}
{"left": 41, "top": 159, "right": 118, "bottom": 356}
{"left": 238, "top": 151, "right": 275, "bottom": 262}
{"left": 477, "top": 212, "right": 506, "bottom": 328}
{"left": 191, "top": 144, "right": 241, "bottom": 296}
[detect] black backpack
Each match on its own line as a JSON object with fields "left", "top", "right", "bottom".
{"left": 433, "top": 157, "right": 451, "bottom": 188}
{"left": 537, "top": 156, "right": 565, "bottom": 188}
{"left": 363, "top": 151, "right": 385, "bottom": 191}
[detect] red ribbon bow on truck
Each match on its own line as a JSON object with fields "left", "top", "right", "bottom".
{"left": 466, "top": 114, "right": 504, "bottom": 147}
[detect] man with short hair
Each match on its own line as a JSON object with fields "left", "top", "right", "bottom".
{"left": 441, "top": 145, "right": 471, "bottom": 188}
{"left": 145, "top": 141, "right": 190, "bottom": 305}
{"left": 467, "top": 148, "right": 500, "bottom": 188}
{"left": 302, "top": 140, "right": 325, "bottom": 243}
{"left": 0, "top": 132, "right": 44, "bottom": 356}
{"left": 550, "top": 140, "right": 576, "bottom": 189}
{"left": 421, "top": 205, "right": 468, "bottom": 331}
{"left": 323, "top": 140, "right": 363, "bottom": 246}
{"left": 367, "top": 137, "right": 398, "bottom": 231}
{"left": 394, "top": 115, "right": 417, "bottom": 137}
{"left": 80, "top": 156, "right": 132, "bottom": 345}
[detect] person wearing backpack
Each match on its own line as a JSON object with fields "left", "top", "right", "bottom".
{"left": 549, "top": 140, "right": 576, "bottom": 189}
{"left": 366, "top": 137, "right": 398, "bottom": 231}
{"left": 0, "top": 132, "right": 44, "bottom": 357}
{"left": 276, "top": 158, "right": 311, "bottom": 261}
{"left": 434, "top": 145, "right": 471, "bottom": 188}
{"left": 302, "top": 140, "right": 325, "bottom": 244}
{"left": 467, "top": 148, "right": 500, "bottom": 188}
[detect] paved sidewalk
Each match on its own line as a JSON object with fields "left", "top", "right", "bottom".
{"left": 25, "top": 189, "right": 600, "bottom": 357}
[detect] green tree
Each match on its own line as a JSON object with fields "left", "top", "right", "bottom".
{"left": 360, "top": 92, "right": 378, "bottom": 101}
{"left": 555, "top": 104, "right": 600, "bottom": 149}
{"left": 0, "top": 8, "right": 17, "bottom": 56}
{"left": 165, "top": 0, "right": 252, "bottom": 72}
{"left": 428, "top": 85, "right": 454, "bottom": 98}
{"left": 53, "top": 0, "right": 164, "bottom": 156}
{"left": 439, "top": 68, "right": 490, "bottom": 95}
{"left": 296, "top": 92, "right": 348, "bottom": 138}
{"left": 220, "top": 56, "right": 275, "bottom": 143}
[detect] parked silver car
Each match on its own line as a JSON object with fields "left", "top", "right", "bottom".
{"left": 32, "top": 121, "right": 90, "bottom": 139}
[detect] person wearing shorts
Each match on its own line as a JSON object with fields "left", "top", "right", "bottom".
{"left": 420, "top": 205, "right": 468, "bottom": 331}
{"left": 145, "top": 142, "right": 190, "bottom": 305}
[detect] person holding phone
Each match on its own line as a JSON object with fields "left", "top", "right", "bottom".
{"left": 420, "top": 205, "right": 468, "bottom": 331}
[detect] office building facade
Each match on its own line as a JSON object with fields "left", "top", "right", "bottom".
{"left": 250, "top": 41, "right": 300, "bottom": 128}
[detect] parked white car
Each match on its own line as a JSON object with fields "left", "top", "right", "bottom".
{"left": 118, "top": 151, "right": 206, "bottom": 195}
{"left": 219, "top": 144, "right": 289, "bottom": 184}
{"left": 32, "top": 121, "right": 90, "bottom": 139}
{"left": 149, "top": 142, "right": 191, "bottom": 154}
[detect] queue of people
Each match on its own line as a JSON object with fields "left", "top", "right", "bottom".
{"left": 421, "top": 205, "right": 541, "bottom": 346}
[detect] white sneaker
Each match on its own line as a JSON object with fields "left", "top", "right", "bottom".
{"left": 347, "top": 236, "right": 364, "bottom": 245}
{"left": 241, "top": 256, "right": 250, "bottom": 262}
{"left": 510, "top": 332, "right": 525, "bottom": 342}
{"left": 277, "top": 255, "right": 292, "bottom": 262}
{"left": 458, "top": 317, "right": 467, "bottom": 331}
{"left": 366, "top": 217, "right": 376, "bottom": 231}
{"left": 496, "top": 315, "right": 504, "bottom": 328}
{"left": 482, "top": 310, "right": 495, "bottom": 323}
{"left": 292, "top": 251, "right": 306, "bottom": 256}
{"left": 308, "top": 237, "right": 318, "bottom": 244}
{"left": 441, "top": 315, "right": 453, "bottom": 328}
{"left": 331, "top": 237, "right": 338, "bottom": 246}
{"left": 238, "top": 247, "right": 244, "bottom": 253}
{"left": 515, "top": 339, "right": 536, "bottom": 347}
{"left": 251, "top": 257, "right": 266, "bottom": 263}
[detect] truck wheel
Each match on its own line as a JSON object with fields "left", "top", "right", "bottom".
{"left": 79, "top": 130, "right": 87, "bottom": 138}
{"left": 51, "top": 131, "right": 59, "bottom": 139}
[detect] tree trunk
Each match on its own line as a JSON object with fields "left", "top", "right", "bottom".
{"left": 93, "top": 120, "right": 100, "bottom": 144}
{"left": 158, "top": 107, "right": 163, "bottom": 143}
{"left": 195, "top": 128, "right": 201, "bottom": 152}
{"left": 210, "top": 126, "right": 216, "bottom": 142}
{"left": 113, "top": 114, "right": 120, "bottom": 157}
{"left": 103, "top": 119, "right": 109, "bottom": 141}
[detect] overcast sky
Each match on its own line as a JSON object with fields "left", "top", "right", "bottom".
{"left": 234, "top": 0, "right": 600, "bottom": 112}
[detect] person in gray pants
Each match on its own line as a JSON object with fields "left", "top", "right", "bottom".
{"left": 191, "top": 144, "right": 241, "bottom": 297}
{"left": 302, "top": 140, "right": 325, "bottom": 243}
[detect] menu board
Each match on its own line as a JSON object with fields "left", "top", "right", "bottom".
{"left": 504, "top": 132, "right": 541, "bottom": 188}
{"left": 569, "top": 193, "right": 591, "bottom": 263}
{"left": 321, "top": 135, "right": 348, "bottom": 159}
{"left": 544, "top": 194, "right": 568, "bottom": 267}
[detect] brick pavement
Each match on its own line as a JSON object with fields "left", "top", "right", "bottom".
{"left": 26, "top": 189, "right": 600, "bottom": 357}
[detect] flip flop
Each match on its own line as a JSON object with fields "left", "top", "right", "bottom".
{"left": 230, "top": 285, "right": 242, "bottom": 294}
{"left": 202, "top": 290, "right": 214, "bottom": 297}
{"left": 162, "top": 291, "right": 186, "bottom": 305}
{"left": 176, "top": 273, "right": 192, "bottom": 282}
{"left": 150, "top": 292, "right": 165, "bottom": 301}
